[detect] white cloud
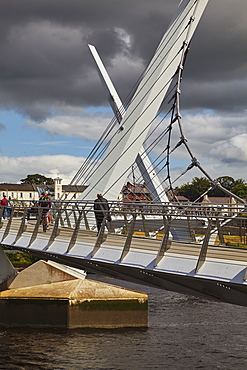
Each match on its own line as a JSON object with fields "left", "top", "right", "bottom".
{"left": 26, "top": 111, "right": 113, "bottom": 140}
{"left": 210, "top": 133, "right": 247, "bottom": 163}
{"left": 0, "top": 155, "right": 85, "bottom": 184}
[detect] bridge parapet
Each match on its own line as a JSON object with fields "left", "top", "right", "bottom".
{"left": 1, "top": 199, "right": 246, "bottom": 252}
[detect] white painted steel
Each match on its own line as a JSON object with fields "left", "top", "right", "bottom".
{"left": 88, "top": 44, "right": 169, "bottom": 203}
{"left": 80, "top": 0, "right": 209, "bottom": 201}
{"left": 0, "top": 247, "right": 17, "bottom": 285}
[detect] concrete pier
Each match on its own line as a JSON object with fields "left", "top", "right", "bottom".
{"left": 0, "top": 247, "right": 17, "bottom": 290}
{"left": 0, "top": 260, "right": 148, "bottom": 328}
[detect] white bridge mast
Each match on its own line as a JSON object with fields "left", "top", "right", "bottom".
{"left": 79, "top": 0, "right": 209, "bottom": 201}
{"left": 88, "top": 44, "right": 169, "bottom": 203}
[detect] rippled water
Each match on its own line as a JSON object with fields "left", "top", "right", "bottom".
{"left": 0, "top": 274, "right": 246, "bottom": 369}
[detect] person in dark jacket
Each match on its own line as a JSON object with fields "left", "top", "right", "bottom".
{"left": 94, "top": 193, "right": 111, "bottom": 233}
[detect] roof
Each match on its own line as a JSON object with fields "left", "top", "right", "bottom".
{"left": 122, "top": 182, "right": 150, "bottom": 194}
{"left": 203, "top": 196, "right": 241, "bottom": 205}
{"left": 176, "top": 195, "right": 190, "bottom": 202}
{"left": 0, "top": 183, "right": 45, "bottom": 192}
{"left": 62, "top": 185, "right": 87, "bottom": 192}
{"left": 0, "top": 183, "right": 87, "bottom": 194}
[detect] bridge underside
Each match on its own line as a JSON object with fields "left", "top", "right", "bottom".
{"left": 2, "top": 225, "right": 246, "bottom": 307}
{"left": 9, "top": 244, "right": 246, "bottom": 307}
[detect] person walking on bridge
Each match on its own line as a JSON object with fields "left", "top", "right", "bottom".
{"left": 1, "top": 194, "right": 8, "bottom": 220}
{"left": 94, "top": 193, "right": 111, "bottom": 234}
{"left": 38, "top": 192, "right": 52, "bottom": 229}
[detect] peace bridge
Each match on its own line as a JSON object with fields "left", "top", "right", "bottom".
{"left": 1, "top": 200, "right": 247, "bottom": 307}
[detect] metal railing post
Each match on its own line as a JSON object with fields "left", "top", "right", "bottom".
{"left": 91, "top": 215, "right": 108, "bottom": 257}
{"left": 14, "top": 207, "right": 28, "bottom": 243}
{"left": 66, "top": 210, "right": 83, "bottom": 253}
{"left": 44, "top": 210, "right": 61, "bottom": 250}
{"left": 0, "top": 207, "right": 4, "bottom": 228}
{"left": 120, "top": 213, "right": 137, "bottom": 261}
{"left": 1, "top": 208, "right": 14, "bottom": 242}
{"left": 28, "top": 210, "right": 42, "bottom": 247}
{"left": 187, "top": 216, "right": 196, "bottom": 242}
{"left": 216, "top": 218, "right": 225, "bottom": 246}
{"left": 141, "top": 212, "right": 149, "bottom": 237}
{"left": 64, "top": 208, "right": 72, "bottom": 228}
{"left": 82, "top": 207, "right": 90, "bottom": 231}
{"left": 154, "top": 215, "right": 172, "bottom": 267}
{"left": 195, "top": 219, "right": 212, "bottom": 273}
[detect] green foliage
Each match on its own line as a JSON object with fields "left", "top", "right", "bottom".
{"left": 20, "top": 174, "right": 54, "bottom": 185}
{"left": 232, "top": 182, "right": 247, "bottom": 198}
{"left": 178, "top": 176, "right": 247, "bottom": 201}
{"left": 179, "top": 177, "right": 211, "bottom": 201}
{"left": 5, "top": 251, "right": 38, "bottom": 266}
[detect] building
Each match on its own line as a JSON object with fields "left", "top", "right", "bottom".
{"left": 201, "top": 195, "right": 242, "bottom": 215}
{"left": 0, "top": 180, "right": 86, "bottom": 201}
{"left": 121, "top": 182, "right": 152, "bottom": 202}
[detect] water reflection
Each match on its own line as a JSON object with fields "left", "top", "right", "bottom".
{"left": 1, "top": 276, "right": 246, "bottom": 369}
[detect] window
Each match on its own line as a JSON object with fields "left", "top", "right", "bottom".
{"left": 30, "top": 193, "right": 32, "bottom": 198}
{"left": 20, "top": 193, "right": 23, "bottom": 198}
{"left": 73, "top": 194, "right": 76, "bottom": 199}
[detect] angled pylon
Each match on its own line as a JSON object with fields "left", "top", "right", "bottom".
{"left": 80, "top": 0, "right": 209, "bottom": 201}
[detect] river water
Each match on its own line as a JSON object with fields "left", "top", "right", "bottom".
{"left": 0, "top": 274, "right": 246, "bottom": 370}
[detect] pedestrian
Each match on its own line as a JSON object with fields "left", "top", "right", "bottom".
{"left": 93, "top": 193, "right": 111, "bottom": 234}
{"left": 1, "top": 194, "right": 8, "bottom": 220}
{"left": 7, "top": 196, "right": 14, "bottom": 218}
{"left": 39, "top": 192, "right": 52, "bottom": 228}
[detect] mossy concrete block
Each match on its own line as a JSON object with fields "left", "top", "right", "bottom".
{"left": 0, "top": 279, "right": 148, "bottom": 328}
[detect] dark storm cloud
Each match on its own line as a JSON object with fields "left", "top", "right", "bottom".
{"left": 0, "top": 0, "right": 246, "bottom": 120}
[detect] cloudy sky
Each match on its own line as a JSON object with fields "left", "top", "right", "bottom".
{"left": 0, "top": 0, "right": 246, "bottom": 186}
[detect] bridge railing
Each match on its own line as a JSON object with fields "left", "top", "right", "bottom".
{"left": 1, "top": 200, "right": 247, "bottom": 255}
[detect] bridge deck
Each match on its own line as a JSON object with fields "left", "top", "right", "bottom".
{"left": 3, "top": 218, "right": 247, "bottom": 263}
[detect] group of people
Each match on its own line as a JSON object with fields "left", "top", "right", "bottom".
{"left": 0, "top": 194, "right": 14, "bottom": 219}
{"left": 2, "top": 190, "right": 110, "bottom": 233}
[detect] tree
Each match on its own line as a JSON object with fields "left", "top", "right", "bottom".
{"left": 179, "top": 177, "right": 211, "bottom": 201}
{"left": 20, "top": 174, "right": 54, "bottom": 185}
{"left": 232, "top": 182, "right": 247, "bottom": 198}
{"left": 178, "top": 176, "right": 247, "bottom": 201}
